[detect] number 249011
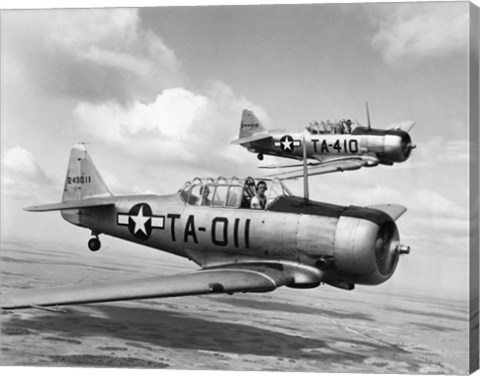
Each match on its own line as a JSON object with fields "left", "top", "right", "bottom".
{"left": 67, "top": 176, "right": 91, "bottom": 184}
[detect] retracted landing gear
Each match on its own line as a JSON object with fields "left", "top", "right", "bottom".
{"left": 257, "top": 153, "right": 264, "bottom": 161}
{"left": 88, "top": 233, "right": 101, "bottom": 252}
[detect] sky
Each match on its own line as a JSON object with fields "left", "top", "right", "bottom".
{"left": 0, "top": 1, "right": 476, "bottom": 301}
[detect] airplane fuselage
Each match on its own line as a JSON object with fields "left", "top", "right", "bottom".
{"left": 62, "top": 193, "right": 403, "bottom": 288}
{"left": 247, "top": 127, "right": 412, "bottom": 164}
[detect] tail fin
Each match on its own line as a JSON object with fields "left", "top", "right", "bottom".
{"left": 239, "top": 109, "right": 267, "bottom": 139}
{"left": 62, "top": 144, "right": 112, "bottom": 203}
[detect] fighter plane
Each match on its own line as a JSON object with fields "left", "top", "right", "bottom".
{"left": 1, "top": 144, "right": 410, "bottom": 309}
{"left": 232, "top": 107, "right": 416, "bottom": 179}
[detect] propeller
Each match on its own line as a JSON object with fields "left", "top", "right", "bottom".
{"left": 365, "top": 102, "right": 372, "bottom": 131}
{"left": 400, "top": 132, "right": 416, "bottom": 160}
{"left": 364, "top": 103, "right": 416, "bottom": 161}
{"left": 374, "top": 221, "right": 400, "bottom": 276}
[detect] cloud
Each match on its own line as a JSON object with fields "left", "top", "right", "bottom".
{"left": 4, "top": 9, "right": 269, "bottom": 190}
{"left": 48, "top": 9, "right": 179, "bottom": 79}
{"left": 1, "top": 145, "right": 55, "bottom": 201}
{"left": 371, "top": 3, "right": 468, "bottom": 67}
{"left": 418, "top": 137, "right": 469, "bottom": 163}
{"left": 411, "top": 189, "right": 466, "bottom": 220}
{"left": 74, "top": 81, "right": 266, "bottom": 176}
{"left": 2, "top": 146, "right": 51, "bottom": 183}
{"left": 3, "top": 9, "right": 182, "bottom": 103}
{"left": 75, "top": 87, "right": 209, "bottom": 144}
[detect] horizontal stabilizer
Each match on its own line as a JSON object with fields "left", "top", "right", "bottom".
{"left": 1, "top": 266, "right": 290, "bottom": 309}
{"left": 231, "top": 132, "right": 272, "bottom": 145}
{"left": 368, "top": 204, "right": 407, "bottom": 220}
{"left": 24, "top": 197, "right": 116, "bottom": 212}
{"left": 389, "top": 121, "right": 416, "bottom": 133}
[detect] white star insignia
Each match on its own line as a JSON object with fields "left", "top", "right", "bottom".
{"left": 131, "top": 205, "right": 150, "bottom": 235}
{"left": 282, "top": 138, "right": 293, "bottom": 151}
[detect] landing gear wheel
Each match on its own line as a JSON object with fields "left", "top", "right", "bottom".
{"left": 88, "top": 237, "right": 101, "bottom": 252}
{"left": 257, "top": 153, "right": 264, "bottom": 161}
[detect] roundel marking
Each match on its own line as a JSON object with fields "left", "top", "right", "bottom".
{"left": 274, "top": 135, "right": 302, "bottom": 153}
{"left": 117, "top": 203, "right": 165, "bottom": 241}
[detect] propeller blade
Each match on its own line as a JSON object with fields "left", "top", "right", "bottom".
{"left": 365, "top": 102, "right": 372, "bottom": 130}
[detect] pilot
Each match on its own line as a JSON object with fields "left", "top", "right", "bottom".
{"left": 200, "top": 185, "right": 211, "bottom": 206}
{"left": 334, "top": 121, "right": 343, "bottom": 134}
{"left": 241, "top": 177, "right": 256, "bottom": 208}
{"left": 345, "top": 119, "right": 352, "bottom": 134}
{"left": 251, "top": 180, "right": 267, "bottom": 209}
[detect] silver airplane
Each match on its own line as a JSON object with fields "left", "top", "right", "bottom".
{"left": 1, "top": 144, "right": 410, "bottom": 309}
{"left": 232, "top": 108, "right": 416, "bottom": 179}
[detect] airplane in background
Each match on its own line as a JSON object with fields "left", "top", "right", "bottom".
{"left": 1, "top": 144, "right": 410, "bottom": 310}
{"left": 231, "top": 107, "right": 416, "bottom": 179}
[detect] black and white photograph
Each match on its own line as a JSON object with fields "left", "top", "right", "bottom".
{"left": 1, "top": 0, "right": 479, "bottom": 374}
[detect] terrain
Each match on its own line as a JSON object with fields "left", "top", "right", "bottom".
{"left": 0, "top": 239, "right": 470, "bottom": 373}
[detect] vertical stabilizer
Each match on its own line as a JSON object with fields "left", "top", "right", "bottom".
{"left": 62, "top": 144, "right": 112, "bottom": 203}
{"left": 239, "top": 109, "right": 267, "bottom": 139}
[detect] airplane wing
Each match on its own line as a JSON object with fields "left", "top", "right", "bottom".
{"left": 389, "top": 121, "right": 416, "bottom": 133}
{"left": 259, "top": 161, "right": 321, "bottom": 169}
{"left": 268, "top": 157, "right": 379, "bottom": 180}
{"left": 1, "top": 265, "right": 291, "bottom": 309}
{"left": 368, "top": 204, "right": 407, "bottom": 221}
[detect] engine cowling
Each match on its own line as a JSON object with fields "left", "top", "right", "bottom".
{"left": 333, "top": 209, "right": 404, "bottom": 285}
{"left": 383, "top": 131, "right": 414, "bottom": 163}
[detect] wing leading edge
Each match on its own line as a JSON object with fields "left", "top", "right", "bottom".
{"left": 389, "top": 120, "right": 416, "bottom": 133}
{"left": 268, "top": 156, "right": 379, "bottom": 180}
{"left": 1, "top": 266, "right": 291, "bottom": 309}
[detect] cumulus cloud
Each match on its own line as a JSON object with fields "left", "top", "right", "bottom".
{"left": 3, "top": 9, "right": 182, "bottom": 102}
{"left": 418, "top": 137, "right": 469, "bottom": 161}
{"left": 2, "top": 146, "right": 51, "bottom": 183}
{"left": 404, "top": 136, "right": 470, "bottom": 189}
{"left": 74, "top": 81, "right": 266, "bottom": 175}
{"left": 371, "top": 3, "right": 468, "bottom": 67}
{"left": 75, "top": 88, "right": 209, "bottom": 144}
{"left": 47, "top": 9, "right": 179, "bottom": 79}
{"left": 1, "top": 145, "right": 54, "bottom": 201}
{"left": 411, "top": 189, "right": 466, "bottom": 220}
{"left": 4, "top": 9, "right": 269, "bottom": 185}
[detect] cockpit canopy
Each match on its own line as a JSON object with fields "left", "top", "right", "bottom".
{"left": 179, "top": 177, "right": 293, "bottom": 209}
{"left": 306, "top": 119, "right": 356, "bottom": 135}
